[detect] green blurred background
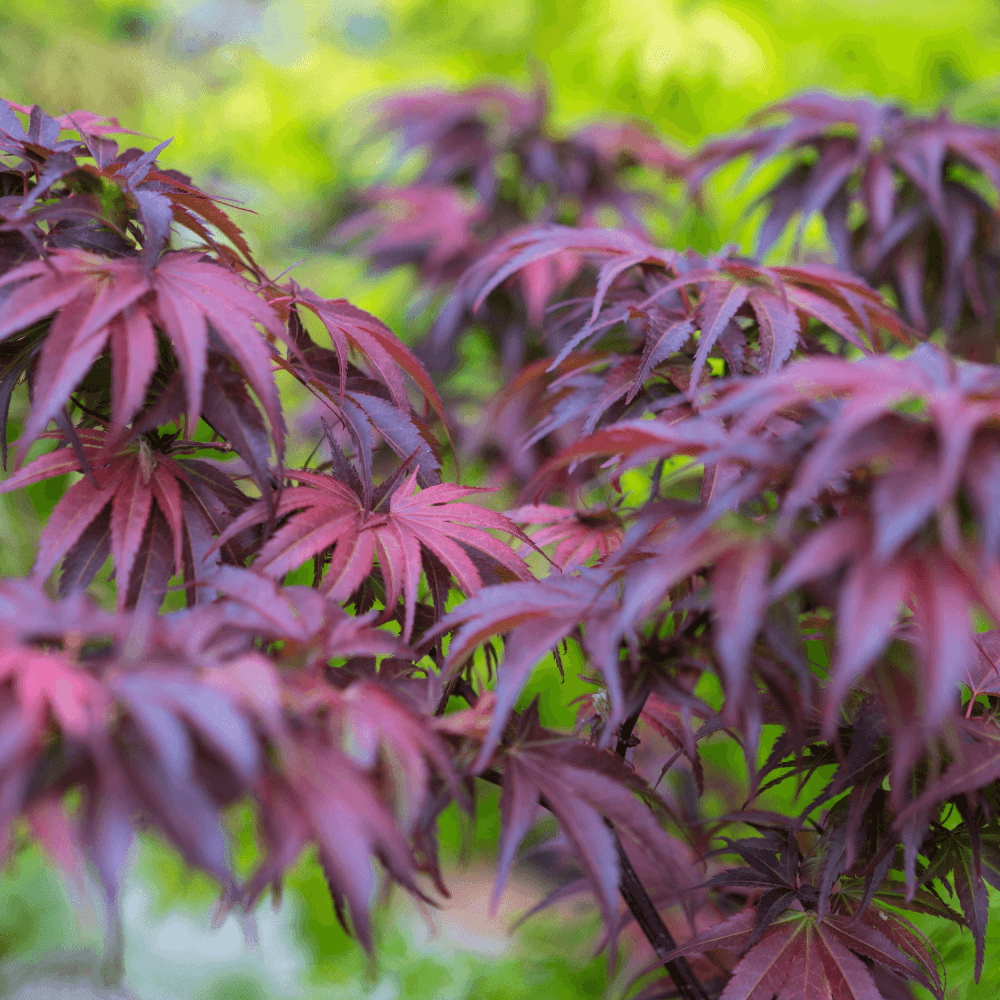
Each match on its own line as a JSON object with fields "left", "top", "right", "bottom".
{"left": 3, "top": 0, "right": 1000, "bottom": 996}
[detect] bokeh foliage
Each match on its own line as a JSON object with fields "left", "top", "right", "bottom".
{"left": 6, "top": 0, "right": 1000, "bottom": 298}
{"left": 4, "top": 1, "right": 1000, "bottom": 996}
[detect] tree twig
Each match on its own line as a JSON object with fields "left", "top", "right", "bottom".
{"left": 609, "top": 689, "right": 711, "bottom": 1000}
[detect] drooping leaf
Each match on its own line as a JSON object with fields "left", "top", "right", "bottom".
{"left": 491, "top": 704, "right": 691, "bottom": 936}
{"left": 691, "top": 94, "right": 1000, "bottom": 356}
{"left": 0, "top": 249, "right": 287, "bottom": 462}
{"left": 433, "top": 570, "right": 621, "bottom": 770}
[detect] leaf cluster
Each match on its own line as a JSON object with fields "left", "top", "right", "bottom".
{"left": 330, "top": 83, "right": 1000, "bottom": 1000}
{"left": 5, "top": 83, "right": 1000, "bottom": 1000}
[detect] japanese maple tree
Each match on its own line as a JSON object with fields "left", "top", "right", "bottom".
{"left": 3, "top": 79, "right": 1000, "bottom": 1000}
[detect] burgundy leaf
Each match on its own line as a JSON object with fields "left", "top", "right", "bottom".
{"left": 826, "top": 555, "right": 909, "bottom": 733}
{"left": 214, "top": 467, "right": 531, "bottom": 641}
{"left": 748, "top": 290, "right": 800, "bottom": 375}
{"left": 712, "top": 540, "right": 772, "bottom": 709}
{"left": 691, "top": 283, "right": 749, "bottom": 389}
{"left": 434, "top": 572, "right": 620, "bottom": 769}
{"left": 0, "top": 250, "right": 287, "bottom": 462}
{"left": 492, "top": 755, "right": 540, "bottom": 913}
{"left": 282, "top": 285, "right": 445, "bottom": 425}
{"left": 201, "top": 352, "right": 274, "bottom": 500}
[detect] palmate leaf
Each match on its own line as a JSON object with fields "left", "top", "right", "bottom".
{"left": 432, "top": 569, "right": 625, "bottom": 771}
{"left": 702, "top": 348, "right": 1000, "bottom": 742}
{"left": 243, "top": 758, "right": 420, "bottom": 951}
{"left": 372, "top": 83, "right": 685, "bottom": 213}
{"left": 375, "top": 84, "right": 546, "bottom": 191}
{"left": 118, "top": 160, "right": 261, "bottom": 273}
{"left": 1, "top": 99, "right": 263, "bottom": 283}
{"left": 170, "top": 604, "right": 469, "bottom": 924}
{"left": 281, "top": 674, "right": 466, "bottom": 835}
{"left": 908, "top": 823, "right": 991, "bottom": 982}
{"left": 516, "top": 354, "right": 645, "bottom": 448}
{"left": 4, "top": 98, "right": 261, "bottom": 269}
{"left": 655, "top": 906, "right": 942, "bottom": 1000}
{"left": 898, "top": 717, "right": 1000, "bottom": 823}
{"left": 701, "top": 831, "right": 809, "bottom": 947}
{"left": 0, "top": 248, "right": 287, "bottom": 464}
{"left": 204, "top": 564, "right": 410, "bottom": 663}
{"left": 277, "top": 283, "right": 446, "bottom": 425}
{"left": 3, "top": 100, "right": 140, "bottom": 143}
{"left": 506, "top": 503, "right": 625, "bottom": 568}
{"left": 232, "top": 656, "right": 466, "bottom": 950}
{"left": 227, "top": 684, "right": 454, "bottom": 952}
{"left": 0, "top": 428, "right": 257, "bottom": 609}
{"left": 213, "top": 466, "right": 532, "bottom": 642}
{"left": 284, "top": 348, "right": 444, "bottom": 489}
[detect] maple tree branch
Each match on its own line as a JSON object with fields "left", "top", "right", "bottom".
{"left": 615, "top": 697, "right": 647, "bottom": 758}
{"left": 611, "top": 688, "right": 712, "bottom": 1000}
{"left": 613, "top": 835, "right": 711, "bottom": 1000}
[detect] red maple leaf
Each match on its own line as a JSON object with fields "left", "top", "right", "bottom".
{"left": 690, "top": 93, "right": 1000, "bottom": 355}
{"left": 0, "top": 248, "right": 287, "bottom": 463}
{"left": 214, "top": 466, "right": 532, "bottom": 641}
{"left": 276, "top": 283, "right": 445, "bottom": 423}
{"left": 433, "top": 568, "right": 629, "bottom": 771}
{"left": 507, "top": 503, "right": 625, "bottom": 567}
{"left": 456, "top": 226, "right": 911, "bottom": 391}
{"left": 0, "top": 428, "right": 259, "bottom": 609}
{"left": 668, "top": 900, "right": 943, "bottom": 1000}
